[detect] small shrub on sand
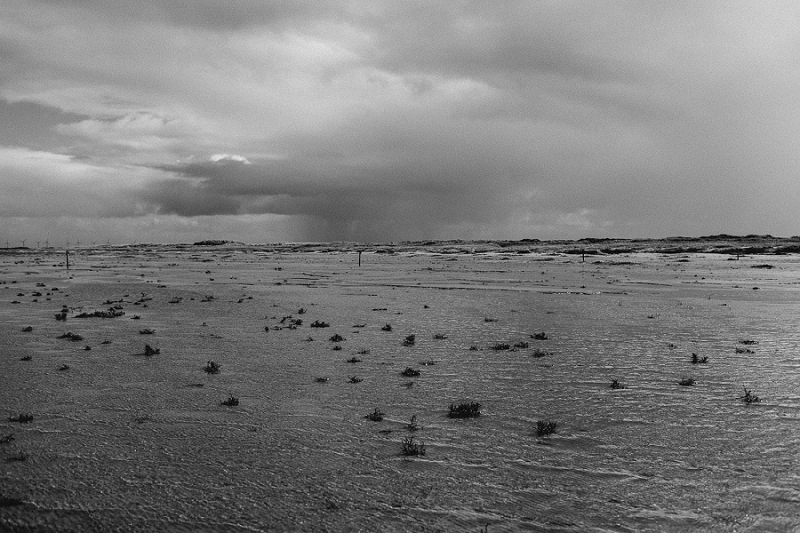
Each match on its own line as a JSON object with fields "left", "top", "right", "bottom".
{"left": 346, "top": 356, "right": 362, "bottom": 363}
{"left": 221, "top": 394, "right": 239, "bottom": 406}
{"left": 735, "top": 347, "right": 755, "bottom": 354}
{"left": 54, "top": 312, "right": 67, "bottom": 321}
{"left": 739, "top": 387, "right": 761, "bottom": 404}
{"left": 310, "top": 320, "right": 330, "bottom": 328}
{"left": 357, "top": 349, "right": 370, "bottom": 355}
{"left": 610, "top": 379, "right": 625, "bottom": 390}
{"left": 58, "top": 364, "right": 70, "bottom": 371}
{"left": 514, "top": 341, "right": 529, "bottom": 349}
{"left": 448, "top": 402, "right": 481, "bottom": 418}
{"left": 401, "top": 436, "right": 426, "bottom": 456}
{"left": 0, "top": 433, "right": 14, "bottom": 444}
{"left": 381, "top": 324, "right": 392, "bottom": 332}
{"left": 691, "top": 353, "right": 708, "bottom": 364}
{"left": 407, "top": 415, "right": 420, "bottom": 431}
{"left": 21, "top": 326, "right": 32, "bottom": 332}
{"left": 738, "top": 339, "right": 758, "bottom": 345}
{"left": 365, "top": 408, "right": 384, "bottom": 422}
{"left": 8, "top": 414, "right": 33, "bottom": 424}
{"left": 402, "top": 334, "right": 416, "bottom": 346}
{"left": 484, "top": 317, "right": 497, "bottom": 323}
{"left": 433, "top": 333, "right": 448, "bottom": 340}
{"left": 314, "top": 377, "right": 329, "bottom": 383}
{"left": 329, "top": 333, "right": 345, "bottom": 342}
{"left": 491, "top": 342, "right": 511, "bottom": 351}
{"left": 469, "top": 345, "right": 479, "bottom": 351}
{"left": 349, "top": 376, "right": 363, "bottom": 383}
{"left": 144, "top": 344, "right": 160, "bottom": 356}
{"left": 532, "top": 348, "right": 549, "bottom": 358}
{"left": 531, "top": 332, "right": 548, "bottom": 340}
{"left": 139, "top": 328, "right": 155, "bottom": 335}
{"left": 19, "top": 355, "right": 31, "bottom": 361}
{"left": 536, "top": 420, "right": 558, "bottom": 437}
{"left": 204, "top": 361, "right": 221, "bottom": 374}
{"left": 332, "top": 345, "right": 342, "bottom": 351}
{"left": 679, "top": 377, "right": 696, "bottom": 386}
{"left": 400, "top": 367, "right": 420, "bottom": 377}
{"left": 58, "top": 332, "right": 83, "bottom": 341}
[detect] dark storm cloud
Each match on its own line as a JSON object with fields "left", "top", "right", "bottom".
{"left": 3, "top": 1, "right": 800, "bottom": 242}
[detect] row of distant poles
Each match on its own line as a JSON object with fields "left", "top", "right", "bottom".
{"left": 3, "top": 240, "right": 111, "bottom": 249}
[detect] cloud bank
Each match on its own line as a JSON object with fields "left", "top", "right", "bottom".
{"left": 2, "top": 1, "right": 800, "bottom": 243}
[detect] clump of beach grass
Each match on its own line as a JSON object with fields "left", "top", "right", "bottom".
{"left": 536, "top": 419, "right": 558, "bottom": 437}
{"left": 346, "top": 356, "right": 361, "bottom": 363}
{"left": 691, "top": 353, "right": 708, "bottom": 364}
{"left": 433, "top": 333, "right": 448, "bottom": 340}
{"left": 329, "top": 333, "right": 345, "bottom": 342}
{"left": 610, "top": 379, "right": 625, "bottom": 390}
{"left": 739, "top": 387, "right": 761, "bottom": 404}
{"left": 400, "top": 367, "right": 420, "bottom": 377}
{"left": 144, "top": 344, "right": 160, "bottom": 356}
{"left": 448, "top": 402, "right": 481, "bottom": 418}
{"left": 679, "top": 377, "right": 696, "bottom": 386}
{"left": 407, "top": 415, "right": 420, "bottom": 431}
{"left": 139, "top": 328, "right": 155, "bottom": 335}
{"left": 531, "top": 348, "right": 549, "bottom": 358}
{"left": 401, "top": 436, "right": 426, "bottom": 456}
{"left": 310, "top": 320, "right": 330, "bottom": 328}
{"left": 531, "top": 332, "right": 548, "bottom": 340}
{"left": 314, "top": 377, "right": 329, "bottom": 383}
{"left": 365, "top": 408, "right": 385, "bottom": 422}
{"left": 8, "top": 414, "right": 33, "bottom": 424}
{"left": 402, "top": 334, "right": 416, "bottom": 346}
{"left": 204, "top": 361, "right": 221, "bottom": 374}
{"left": 221, "top": 394, "right": 239, "bottom": 406}
{"left": 349, "top": 376, "right": 363, "bottom": 383}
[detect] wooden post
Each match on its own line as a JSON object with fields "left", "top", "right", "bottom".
{"left": 358, "top": 250, "right": 362, "bottom": 267}
{"left": 66, "top": 250, "right": 69, "bottom": 270}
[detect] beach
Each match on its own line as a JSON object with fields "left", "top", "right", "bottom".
{"left": 2, "top": 244, "right": 799, "bottom": 532}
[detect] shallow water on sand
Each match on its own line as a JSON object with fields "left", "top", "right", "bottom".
{"left": 1, "top": 250, "right": 799, "bottom": 532}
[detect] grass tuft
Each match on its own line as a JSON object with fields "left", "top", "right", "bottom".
{"left": 679, "top": 377, "right": 696, "bottom": 386}
{"left": 448, "top": 402, "right": 481, "bottom": 418}
{"left": 536, "top": 419, "right": 558, "bottom": 437}
{"left": 739, "top": 387, "right": 761, "bottom": 404}
{"left": 401, "top": 436, "right": 426, "bottom": 456}
{"left": 310, "top": 320, "right": 330, "bottom": 328}
{"left": 221, "top": 394, "right": 239, "bottom": 406}
{"left": 204, "top": 360, "right": 221, "bottom": 374}
{"left": 365, "top": 408, "right": 384, "bottom": 422}
{"left": 610, "top": 379, "right": 625, "bottom": 390}
{"left": 691, "top": 353, "right": 708, "bottom": 364}
{"left": 402, "top": 334, "right": 416, "bottom": 346}
{"left": 400, "top": 367, "right": 421, "bottom": 377}
{"left": 8, "top": 414, "right": 33, "bottom": 424}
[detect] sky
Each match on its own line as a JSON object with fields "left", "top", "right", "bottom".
{"left": 2, "top": 1, "right": 800, "bottom": 245}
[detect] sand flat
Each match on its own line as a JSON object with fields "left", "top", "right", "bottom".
{"left": 2, "top": 246, "right": 799, "bottom": 532}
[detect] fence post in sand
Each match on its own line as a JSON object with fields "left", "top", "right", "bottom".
{"left": 66, "top": 250, "right": 70, "bottom": 270}
{"left": 358, "top": 250, "right": 362, "bottom": 267}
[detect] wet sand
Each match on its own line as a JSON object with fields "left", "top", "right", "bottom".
{"left": 2, "top": 246, "right": 799, "bottom": 532}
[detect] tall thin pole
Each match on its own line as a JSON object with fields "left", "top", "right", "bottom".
{"left": 66, "top": 249, "right": 70, "bottom": 270}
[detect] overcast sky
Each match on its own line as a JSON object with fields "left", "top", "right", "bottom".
{"left": 2, "top": 1, "right": 799, "bottom": 244}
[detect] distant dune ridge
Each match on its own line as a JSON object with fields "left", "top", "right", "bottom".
{"left": 3, "top": 234, "right": 797, "bottom": 256}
